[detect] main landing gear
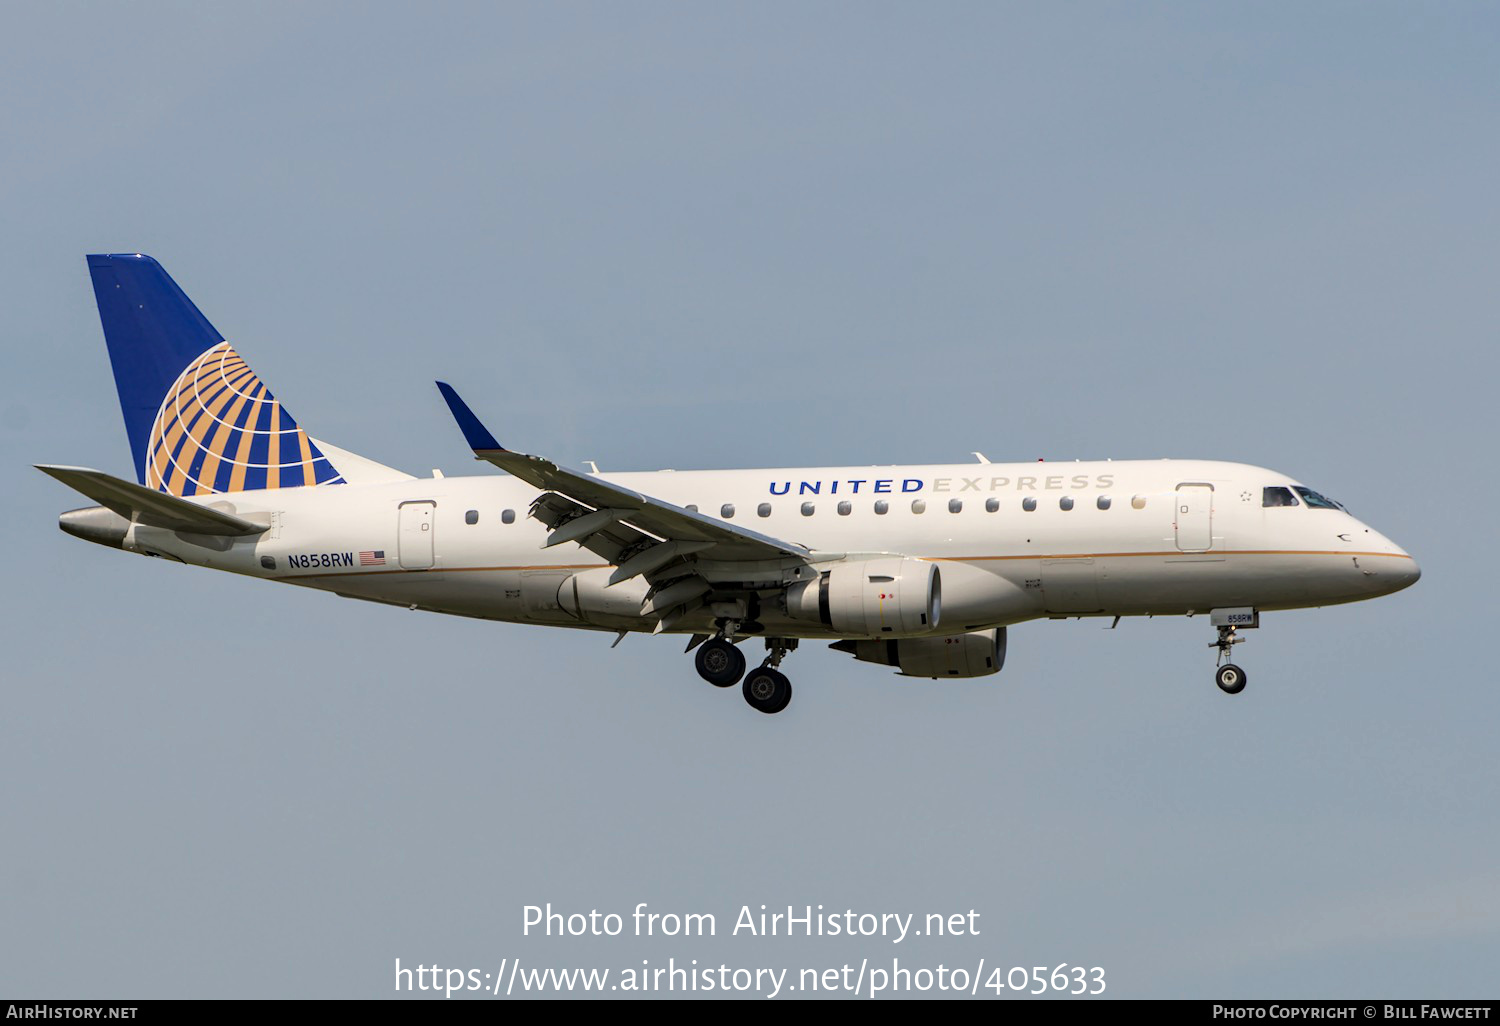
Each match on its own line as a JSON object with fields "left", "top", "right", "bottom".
{"left": 694, "top": 638, "right": 745, "bottom": 688}
{"left": 1211, "top": 625, "right": 1248, "bottom": 695}
{"left": 691, "top": 624, "right": 797, "bottom": 714}
{"left": 743, "top": 639, "right": 796, "bottom": 715}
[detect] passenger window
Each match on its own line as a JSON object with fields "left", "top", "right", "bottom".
{"left": 985, "top": 498, "right": 999, "bottom": 513}
{"left": 1022, "top": 497, "right": 1037, "bottom": 512}
{"left": 874, "top": 500, "right": 889, "bottom": 515}
{"left": 911, "top": 499, "right": 926, "bottom": 514}
{"left": 948, "top": 499, "right": 962, "bottom": 513}
{"left": 837, "top": 501, "right": 852, "bottom": 516}
{"left": 685, "top": 504, "right": 698, "bottom": 513}
{"left": 721, "top": 503, "right": 735, "bottom": 519}
{"left": 1097, "top": 496, "right": 1111, "bottom": 510}
{"left": 501, "top": 509, "right": 516, "bottom": 524}
{"left": 800, "top": 502, "right": 815, "bottom": 517}
{"left": 1131, "top": 496, "right": 1147, "bottom": 510}
{"left": 1293, "top": 486, "right": 1344, "bottom": 510}
{"left": 757, "top": 503, "right": 772, "bottom": 518}
{"left": 464, "top": 509, "right": 479, "bottom": 525}
{"left": 1262, "top": 486, "right": 1299, "bottom": 508}
{"left": 1060, "top": 496, "right": 1074, "bottom": 511}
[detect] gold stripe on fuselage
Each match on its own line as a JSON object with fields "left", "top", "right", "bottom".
{"left": 280, "top": 550, "right": 1413, "bottom": 581}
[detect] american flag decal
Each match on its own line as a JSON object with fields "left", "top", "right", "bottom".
{"left": 359, "top": 550, "right": 386, "bottom": 566}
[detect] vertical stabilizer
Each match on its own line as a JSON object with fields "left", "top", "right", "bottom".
{"left": 86, "top": 253, "right": 344, "bottom": 495}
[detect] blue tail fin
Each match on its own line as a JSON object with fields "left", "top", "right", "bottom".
{"left": 86, "top": 254, "right": 344, "bottom": 496}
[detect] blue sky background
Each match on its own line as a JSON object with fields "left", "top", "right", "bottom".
{"left": 2, "top": 2, "right": 1496, "bottom": 998}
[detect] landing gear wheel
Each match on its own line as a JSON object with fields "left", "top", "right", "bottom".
{"left": 695, "top": 639, "right": 745, "bottom": 687}
{"left": 1216, "top": 663, "right": 1247, "bottom": 695}
{"left": 742, "top": 667, "right": 792, "bottom": 714}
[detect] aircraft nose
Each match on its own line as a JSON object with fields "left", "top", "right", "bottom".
{"left": 1369, "top": 532, "right": 1420, "bottom": 594}
{"left": 1390, "top": 550, "right": 1421, "bottom": 590}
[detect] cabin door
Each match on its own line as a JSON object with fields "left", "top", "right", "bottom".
{"left": 398, "top": 501, "right": 436, "bottom": 569}
{"left": 1174, "top": 485, "right": 1213, "bottom": 553}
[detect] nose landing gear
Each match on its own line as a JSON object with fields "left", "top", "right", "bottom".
{"left": 1215, "top": 660, "right": 1247, "bottom": 694}
{"left": 1211, "top": 625, "right": 1248, "bottom": 695}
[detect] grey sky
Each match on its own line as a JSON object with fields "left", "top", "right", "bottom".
{"left": 2, "top": 2, "right": 1496, "bottom": 998}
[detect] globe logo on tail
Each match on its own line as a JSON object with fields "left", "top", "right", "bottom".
{"left": 145, "top": 342, "right": 344, "bottom": 496}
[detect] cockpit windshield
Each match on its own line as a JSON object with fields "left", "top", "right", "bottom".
{"left": 1262, "top": 486, "right": 1299, "bottom": 507}
{"left": 1293, "top": 486, "right": 1346, "bottom": 511}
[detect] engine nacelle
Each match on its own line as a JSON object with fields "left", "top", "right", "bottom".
{"left": 785, "top": 557, "right": 940, "bottom": 637}
{"left": 832, "top": 628, "right": 1007, "bottom": 678}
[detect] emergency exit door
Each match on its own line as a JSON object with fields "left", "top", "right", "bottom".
{"left": 1174, "top": 485, "right": 1213, "bottom": 552}
{"left": 398, "top": 501, "right": 436, "bottom": 569}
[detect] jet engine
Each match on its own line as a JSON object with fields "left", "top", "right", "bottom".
{"left": 831, "top": 628, "right": 1007, "bottom": 678}
{"left": 784, "top": 557, "right": 940, "bottom": 637}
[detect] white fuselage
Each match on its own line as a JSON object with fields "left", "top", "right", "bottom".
{"left": 115, "top": 459, "right": 1419, "bottom": 639}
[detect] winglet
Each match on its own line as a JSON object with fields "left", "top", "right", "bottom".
{"left": 435, "top": 381, "right": 503, "bottom": 452}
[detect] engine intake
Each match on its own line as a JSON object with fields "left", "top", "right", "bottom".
{"left": 785, "top": 557, "right": 940, "bottom": 637}
{"left": 832, "top": 628, "right": 1007, "bottom": 678}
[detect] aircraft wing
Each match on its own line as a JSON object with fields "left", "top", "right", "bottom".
{"left": 436, "top": 383, "right": 816, "bottom": 617}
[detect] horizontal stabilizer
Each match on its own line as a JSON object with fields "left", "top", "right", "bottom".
{"left": 36, "top": 465, "right": 268, "bottom": 537}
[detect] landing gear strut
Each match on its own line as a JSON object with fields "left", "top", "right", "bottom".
{"left": 1210, "top": 625, "right": 1248, "bottom": 695}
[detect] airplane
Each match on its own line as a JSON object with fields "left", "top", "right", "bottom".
{"left": 39, "top": 254, "right": 1421, "bottom": 714}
